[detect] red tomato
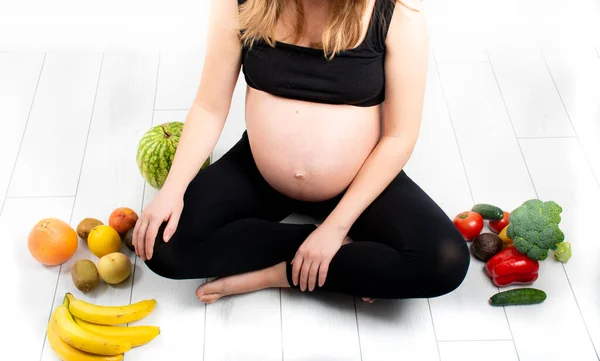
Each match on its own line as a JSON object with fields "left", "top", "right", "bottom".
{"left": 453, "top": 211, "right": 484, "bottom": 241}
{"left": 489, "top": 211, "right": 510, "bottom": 234}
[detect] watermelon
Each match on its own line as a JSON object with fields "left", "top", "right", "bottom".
{"left": 136, "top": 122, "right": 210, "bottom": 189}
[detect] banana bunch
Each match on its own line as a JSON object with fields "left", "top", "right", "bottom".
{"left": 46, "top": 292, "right": 159, "bottom": 361}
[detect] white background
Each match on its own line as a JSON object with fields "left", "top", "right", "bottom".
{"left": 2, "top": 0, "right": 600, "bottom": 53}
{"left": 0, "top": 0, "right": 211, "bottom": 52}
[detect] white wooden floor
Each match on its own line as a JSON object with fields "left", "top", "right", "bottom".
{"left": 1, "top": 1, "right": 600, "bottom": 361}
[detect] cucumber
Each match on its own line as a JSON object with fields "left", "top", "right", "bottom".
{"left": 472, "top": 203, "right": 504, "bottom": 220}
{"left": 489, "top": 288, "right": 547, "bottom": 306}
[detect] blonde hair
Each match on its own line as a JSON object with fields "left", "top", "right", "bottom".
{"left": 238, "top": 0, "right": 378, "bottom": 59}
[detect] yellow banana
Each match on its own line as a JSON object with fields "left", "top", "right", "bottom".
{"left": 50, "top": 298, "right": 131, "bottom": 356}
{"left": 47, "top": 323, "right": 124, "bottom": 361}
{"left": 74, "top": 317, "right": 160, "bottom": 347}
{"left": 66, "top": 293, "right": 156, "bottom": 325}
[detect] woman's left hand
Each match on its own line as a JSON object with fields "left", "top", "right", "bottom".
{"left": 291, "top": 223, "right": 347, "bottom": 292}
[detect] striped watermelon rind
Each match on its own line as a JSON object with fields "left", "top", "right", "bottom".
{"left": 136, "top": 121, "right": 210, "bottom": 189}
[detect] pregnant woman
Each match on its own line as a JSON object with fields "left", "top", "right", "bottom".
{"left": 133, "top": 0, "right": 470, "bottom": 304}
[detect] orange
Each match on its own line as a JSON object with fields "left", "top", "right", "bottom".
{"left": 28, "top": 218, "right": 78, "bottom": 266}
{"left": 87, "top": 225, "right": 121, "bottom": 258}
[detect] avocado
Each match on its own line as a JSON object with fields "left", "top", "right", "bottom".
{"left": 471, "top": 233, "right": 503, "bottom": 261}
{"left": 123, "top": 228, "right": 135, "bottom": 252}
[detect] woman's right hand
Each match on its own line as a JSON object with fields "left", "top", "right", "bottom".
{"left": 133, "top": 188, "right": 184, "bottom": 261}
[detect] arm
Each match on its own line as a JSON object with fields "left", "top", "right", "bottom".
{"left": 291, "top": 0, "right": 430, "bottom": 291}
{"left": 162, "top": 0, "right": 243, "bottom": 197}
{"left": 323, "top": 0, "right": 429, "bottom": 232}
{"left": 134, "top": 0, "right": 243, "bottom": 260}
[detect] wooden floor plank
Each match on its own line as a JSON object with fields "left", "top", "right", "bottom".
{"left": 281, "top": 288, "right": 361, "bottom": 361}
{"left": 542, "top": 47, "right": 600, "bottom": 186}
{"left": 438, "top": 341, "right": 519, "bottom": 361}
{"left": 487, "top": 47, "right": 575, "bottom": 138}
{"left": 8, "top": 54, "right": 102, "bottom": 197}
{"left": 154, "top": 52, "right": 204, "bottom": 111}
{"left": 0, "top": 53, "right": 44, "bottom": 207}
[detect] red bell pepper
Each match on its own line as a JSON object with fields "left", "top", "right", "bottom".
{"left": 485, "top": 246, "right": 539, "bottom": 287}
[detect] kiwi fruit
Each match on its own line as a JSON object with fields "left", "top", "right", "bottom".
{"left": 77, "top": 218, "right": 103, "bottom": 241}
{"left": 123, "top": 228, "right": 135, "bottom": 252}
{"left": 471, "top": 233, "right": 503, "bottom": 261}
{"left": 71, "top": 259, "right": 100, "bottom": 293}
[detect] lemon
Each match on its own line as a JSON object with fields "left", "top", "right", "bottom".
{"left": 87, "top": 225, "right": 122, "bottom": 258}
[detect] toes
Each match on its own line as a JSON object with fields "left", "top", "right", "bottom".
{"left": 196, "top": 279, "right": 227, "bottom": 304}
{"left": 196, "top": 284, "right": 209, "bottom": 297}
{"left": 199, "top": 294, "right": 221, "bottom": 304}
{"left": 197, "top": 278, "right": 222, "bottom": 296}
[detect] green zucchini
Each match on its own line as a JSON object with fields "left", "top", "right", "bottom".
{"left": 489, "top": 288, "right": 547, "bottom": 306}
{"left": 472, "top": 203, "right": 504, "bottom": 220}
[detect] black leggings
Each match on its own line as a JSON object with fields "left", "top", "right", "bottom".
{"left": 144, "top": 131, "right": 470, "bottom": 299}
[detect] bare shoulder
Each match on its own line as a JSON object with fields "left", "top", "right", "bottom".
{"left": 387, "top": 0, "right": 427, "bottom": 31}
{"left": 385, "top": 0, "right": 428, "bottom": 50}
{"left": 394, "top": 0, "right": 424, "bottom": 13}
{"left": 208, "top": 0, "right": 241, "bottom": 31}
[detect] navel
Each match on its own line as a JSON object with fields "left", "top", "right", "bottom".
{"left": 295, "top": 173, "right": 305, "bottom": 180}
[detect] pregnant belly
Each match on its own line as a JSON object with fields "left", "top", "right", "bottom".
{"left": 245, "top": 88, "right": 382, "bottom": 202}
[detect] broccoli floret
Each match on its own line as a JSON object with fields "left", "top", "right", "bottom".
{"left": 554, "top": 241, "right": 572, "bottom": 263}
{"left": 506, "top": 199, "right": 565, "bottom": 260}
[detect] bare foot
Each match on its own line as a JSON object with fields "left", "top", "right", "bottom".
{"left": 362, "top": 297, "right": 375, "bottom": 304}
{"left": 196, "top": 262, "right": 288, "bottom": 304}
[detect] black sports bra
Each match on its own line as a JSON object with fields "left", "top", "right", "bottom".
{"left": 238, "top": 0, "right": 396, "bottom": 107}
